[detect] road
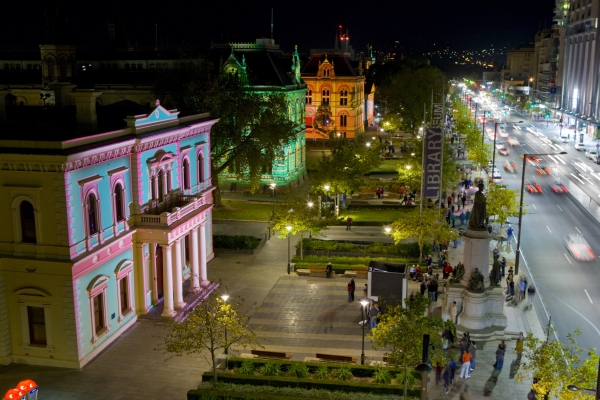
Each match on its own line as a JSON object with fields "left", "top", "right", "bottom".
{"left": 477, "top": 103, "right": 600, "bottom": 351}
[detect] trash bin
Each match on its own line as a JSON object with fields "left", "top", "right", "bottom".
{"left": 17, "top": 380, "right": 38, "bottom": 400}
{"left": 3, "top": 389, "right": 24, "bottom": 400}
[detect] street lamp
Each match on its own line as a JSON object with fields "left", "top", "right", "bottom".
{"left": 384, "top": 226, "right": 392, "bottom": 261}
{"left": 269, "top": 183, "right": 276, "bottom": 213}
{"left": 514, "top": 152, "right": 567, "bottom": 275}
{"left": 286, "top": 225, "right": 292, "bottom": 274}
{"left": 221, "top": 294, "right": 230, "bottom": 354}
{"left": 360, "top": 299, "right": 370, "bottom": 365}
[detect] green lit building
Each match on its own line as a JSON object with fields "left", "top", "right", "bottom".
{"left": 208, "top": 39, "right": 307, "bottom": 191}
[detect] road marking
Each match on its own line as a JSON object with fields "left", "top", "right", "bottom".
{"left": 576, "top": 226, "right": 582, "bottom": 234}
{"left": 547, "top": 225, "right": 552, "bottom": 234}
{"left": 557, "top": 205, "right": 563, "bottom": 211}
{"left": 571, "top": 173, "right": 585, "bottom": 184}
{"left": 532, "top": 203, "right": 537, "bottom": 210}
{"left": 564, "top": 253, "right": 572, "bottom": 265}
{"left": 585, "top": 289, "right": 594, "bottom": 304}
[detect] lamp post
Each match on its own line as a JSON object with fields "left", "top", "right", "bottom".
{"left": 221, "top": 294, "right": 230, "bottom": 354}
{"left": 384, "top": 226, "right": 392, "bottom": 260}
{"left": 567, "top": 360, "right": 600, "bottom": 399}
{"left": 360, "top": 300, "right": 369, "bottom": 365}
{"left": 286, "top": 225, "right": 292, "bottom": 274}
{"left": 514, "top": 151, "right": 567, "bottom": 275}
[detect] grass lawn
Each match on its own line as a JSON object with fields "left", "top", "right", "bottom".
{"left": 306, "top": 151, "right": 400, "bottom": 174}
{"left": 212, "top": 200, "right": 273, "bottom": 221}
{"left": 371, "top": 159, "right": 399, "bottom": 173}
{"left": 337, "top": 207, "right": 412, "bottom": 225}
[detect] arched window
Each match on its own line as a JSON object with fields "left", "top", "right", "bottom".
{"left": 114, "top": 183, "right": 124, "bottom": 222}
{"left": 340, "top": 114, "right": 348, "bottom": 127}
{"left": 87, "top": 194, "right": 98, "bottom": 235}
{"left": 182, "top": 159, "right": 190, "bottom": 190}
{"left": 166, "top": 170, "right": 172, "bottom": 192}
{"left": 158, "top": 170, "right": 165, "bottom": 201}
{"left": 340, "top": 89, "right": 348, "bottom": 106}
{"left": 323, "top": 68, "right": 330, "bottom": 77}
{"left": 150, "top": 175, "right": 156, "bottom": 199}
{"left": 20, "top": 201, "right": 36, "bottom": 243}
{"left": 306, "top": 90, "right": 312, "bottom": 104}
{"left": 322, "top": 89, "right": 330, "bottom": 105}
{"left": 197, "top": 153, "right": 205, "bottom": 184}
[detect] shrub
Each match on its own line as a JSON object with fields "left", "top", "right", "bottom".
{"left": 396, "top": 369, "right": 417, "bottom": 387}
{"left": 296, "top": 238, "right": 429, "bottom": 258}
{"left": 314, "top": 365, "right": 329, "bottom": 380}
{"left": 287, "top": 362, "right": 309, "bottom": 378}
{"left": 372, "top": 368, "right": 392, "bottom": 385}
{"left": 333, "top": 365, "right": 353, "bottom": 381}
{"left": 213, "top": 235, "right": 260, "bottom": 250}
{"left": 237, "top": 360, "right": 255, "bottom": 376}
{"left": 259, "top": 362, "right": 280, "bottom": 377}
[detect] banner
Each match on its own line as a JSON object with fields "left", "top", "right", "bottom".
{"left": 423, "top": 127, "right": 443, "bottom": 200}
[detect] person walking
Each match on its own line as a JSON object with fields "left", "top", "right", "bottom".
{"left": 515, "top": 332, "right": 524, "bottom": 357}
{"left": 427, "top": 279, "right": 435, "bottom": 300}
{"left": 433, "top": 279, "right": 439, "bottom": 302}
{"left": 326, "top": 262, "right": 333, "bottom": 278}
{"left": 451, "top": 213, "right": 456, "bottom": 227}
{"left": 442, "top": 364, "right": 452, "bottom": 395}
{"left": 461, "top": 193, "right": 467, "bottom": 208}
{"left": 526, "top": 284, "right": 536, "bottom": 309}
{"left": 469, "top": 341, "right": 477, "bottom": 371}
{"left": 519, "top": 279, "right": 526, "bottom": 303}
{"left": 426, "top": 254, "right": 433, "bottom": 268}
{"left": 459, "top": 349, "right": 472, "bottom": 378}
{"left": 507, "top": 225, "right": 514, "bottom": 243}
{"left": 448, "top": 357, "right": 458, "bottom": 384}
{"left": 346, "top": 216, "right": 353, "bottom": 231}
{"left": 368, "top": 302, "right": 379, "bottom": 329}
{"left": 420, "top": 279, "right": 427, "bottom": 296}
{"left": 363, "top": 283, "right": 368, "bottom": 298}
{"left": 459, "top": 211, "right": 466, "bottom": 225}
{"left": 494, "top": 342, "right": 506, "bottom": 371}
{"left": 347, "top": 278, "right": 355, "bottom": 302}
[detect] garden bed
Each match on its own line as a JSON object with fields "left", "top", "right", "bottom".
{"left": 297, "top": 238, "right": 429, "bottom": 259}
{"left": 213, "top": 235, "right": 266, "bottom": 255}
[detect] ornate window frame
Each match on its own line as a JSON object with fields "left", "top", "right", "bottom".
{"left": 114, "top": 260, "right": 134, "bottom": 322}
{"left": 86, "top": 275, "right": 111, "bottom": 343}
{"left": 107, "top": 166, "right": 129, "bottom": 235}
{"left": 78, "top": 175, "right": 103, "bottom": 250}
{"left": 339, "top": 87, "right": 349, "bottom": 106}
{"left": 15, "top": 288, "right": 54, "bottom": 351}
{"left": 180, "top": 146, "right": 192, "bottom": 192}
{"left": 147, "top": 150, "right": 175, "bottom": 201}
{"left": 9, "top": 187, "right": 43, "bottom": 245}
{"left": 339, "top": 113, "right": 348, "bottom": 127}
{"left": 195, "top": 142, "right": 208, "bottom": 188}
{"left": 306, "top": 89, "right": 312, "bottom": 104}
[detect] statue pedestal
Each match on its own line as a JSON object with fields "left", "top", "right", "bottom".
{"left": 460, "top": 230, "right": 492, "bottom": 288}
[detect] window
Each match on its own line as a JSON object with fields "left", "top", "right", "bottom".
{"left": 158, "top": 170, "right": 165, "bottom": 201}
{"left": 87, "top": 194, "right": 98, "bottom": 235}
{"left": 322, "top": 89, "right": 330, "bottom": 105}
{"left": 93, "top": 292, "right": 105, "bottom": 335}
{"left": 306, "top": 90, "right": 312, "bottom": 104}
{"left": 340, "top": 89, "right": 348, "bottom": 106}
{"left": 197, "top": 153, "right": 205, "bottom": 184}
{"left": 114, "top": 184, "right": 124, "bottom": 222}
{"left": 20, "top": 201, "right": 36, "bottom": 243}
{"left": 119, "top": 277, "right": 129, "bottom": 313}
{"left": 323, "top": 68, "right": 330, "bottom": 77}
{"left": 340, "top": 114, "right": 347, "bottom": 127}
{"left": 182, "top": 159, "right": 190, "bottom": 190}
{"left": 27, "top": 306, "right": 47, "bottom": 345}
{"left": 167, "top": 170, "right": 172, "bottom": 192}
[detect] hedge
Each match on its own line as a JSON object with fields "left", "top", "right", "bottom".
{"left": 188, "top": 389, "right": 303, "bottom": 400}
{"left": 201, "top": 372, "right": 420, "bottom": 396}
{"left": 296, "top": 239, "right": 430, "bottom": 258}
{"left": 213, "top": 235, "right": 261, "bottom": 250}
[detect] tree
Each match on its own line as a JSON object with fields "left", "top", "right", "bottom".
{"left": 269, "top": 189, "right": 336, "bottom": 258}
{"left": 311, "top": 136, "right": 383, "bottom": 196}
{"left": 390, "top": 207, "right": 458, "bottom": 262}
{"left": 369, "top": 295, "right": 444, "bottom": 398}
{"left": 516, "top": 329, "right": 599, "bottom": 400}
{"left": 157, "top": 288, "right": 262, "bottom": 387}
{"left": 313, "top": 103, "right": 333, "bottom": 138}
{"left": 485, "top": 183, "right": 521, "bottom": 224}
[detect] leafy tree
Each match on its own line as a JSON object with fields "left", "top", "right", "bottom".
{"left": 369, "top": 295, "right": 444, "bottom": 398}
{"left": 381, "top": 114, "right": 403, "bottom": 133}
{"left": 313, "top": 103, "right": 333, "bottom": 138}
{"left": 516, "top": 329, "right": 599, "bottom": 400}
{"left": 485, "top": 183, "right": 521, "bottom": 223}
{"left": 390, "top": 207, "right": 458, "bottom": 262}
{"left": 269, "top": 189, "right": 336, "bottom": 258}
{"left": 157, "top": 288, "right": 261, "bottom": 387}
{"left": 311, "top": 136, "right": 383, "bottom": 196}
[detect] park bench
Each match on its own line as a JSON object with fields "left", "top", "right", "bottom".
{"left": 297, "top": 269, "right": 311, "bottom": 276}
{"left": 251, "top": 349, "right": 292, "bottom": 360}
{"left": 344, "top": 270, "right": 357, "bottom": 278}
{"left": 297, "top": 268, "right": 334, "bottom": 278}
{"left": 315, "top": 353, "right": 357, "bottom": 364}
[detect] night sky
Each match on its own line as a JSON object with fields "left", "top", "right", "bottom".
{"left": 2, "top": 0, "right": 556, "bottom": 54}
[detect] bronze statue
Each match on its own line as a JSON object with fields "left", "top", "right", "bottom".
{"left": 468, "top": 183, "right": 487, "bottom": 231}
{"left": 468, "top": 268, "right": 485, "bottom": 292}
{"left": 490, "top": 259, "right": 501, "bottom": 286}
{"left": 452, "top": 262, "right": 465, "bottom": 283}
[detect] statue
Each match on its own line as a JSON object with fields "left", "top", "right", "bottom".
{"left": 468, "top": 183, "right": 487, "bottom": 231}
{"left": 452, "top": 262, "right": 465, "bottom": 283}
{"left": 468, "top": 268, "right": 485, "bottom": 292}
{"left": 490, "top": 259, "right": 501, "bottom": 286}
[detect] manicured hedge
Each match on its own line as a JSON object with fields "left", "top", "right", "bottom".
{"left": 213, "top": 235, "right": 261, "bottom": 250}
{"left": 201, "top": 372, "right": 420, "bottom": 396}
{"left": 188, "top": 389, "right": 298, "bottom": 400}
{"left": 296, "top": 239, "right": 430, "bottom": 258}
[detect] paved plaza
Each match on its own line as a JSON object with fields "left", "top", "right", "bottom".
{"left": 0, "top": 221, "right": 546, "bottom": 399}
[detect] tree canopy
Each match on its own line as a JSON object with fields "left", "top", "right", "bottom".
{"left": 485, "top": 183, "right": 521, "bottom": 223}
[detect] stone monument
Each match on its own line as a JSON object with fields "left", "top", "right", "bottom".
{"left": 442, "top": 183, "right": 507, "bottom": 338}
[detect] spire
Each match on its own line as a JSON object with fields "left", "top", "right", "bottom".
{"left": 41, "top": 0, "right": 72, "bottom": 45}
{"left": 107, "top": 7, "right": 132, "bottom": 50}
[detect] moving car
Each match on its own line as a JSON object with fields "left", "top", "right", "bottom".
{"left": 524, "top": 181, "right": 538, "bottom": 193}
{"left": 549, "top": 180, "right": 568, "bottom": 193}
{"left": 575, "top": 143, "right": 586, "bottom": 151}
{"left": 508, "top": 137, "right": 520, "bottom": 146}
{"left": 498, "top": 147, "right": 509, "bottom": 155}
{"left": 531, "top": 181, "right": 543, "bottom": 193}
{"left": 488, "top": 171, "right": 503, "bottom": 183}
{"left": 585, "top": 150, "right": 598, "bottom": 160}
{"left": 564, "top": 234, "right": 595, "bottom": 261}
{"left": 504, "top": 161, "right": 513, "bottom": 172}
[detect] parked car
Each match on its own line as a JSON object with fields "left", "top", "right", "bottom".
{"left": 575, "top": 143, "right": 586, "bottom": 151}
{"left": 585, "top": 150, "right": 598, "bottom": 160}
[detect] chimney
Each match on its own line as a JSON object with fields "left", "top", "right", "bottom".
{"left": 72, "top": 90, "right": 103, "bottom": 133}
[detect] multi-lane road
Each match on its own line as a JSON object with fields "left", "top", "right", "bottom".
{"left": 479, "top": 105, "right": 600, "bottom": 351}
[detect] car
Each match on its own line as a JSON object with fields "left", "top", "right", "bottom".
{"left": 499, "top": 148, "right": 509, "bottom": 155}
{"left": 560, "top": 135, "right": 569, "bottom": 143}
{"left": 488, "top": 171, "right": 503, "bottom": 183}
{"left": 539, "top": 164, "right": 551, "bottom": 175}
{"left": 549, "top": 180, "right": 568, "bottom": 193}
{"left": 575, "top": 143, "right": 586, "bottom": 151}
{"left": 531, "top": 181, "right": 543, "bottom": 193}
{"left": 586, "top": 151, "right": 598, "bottom": 160}
{"left": 499, "top": 130, "right": 509, "bottom": 138}
{"left": 564, "top": 234, "right": 595, "bottom": 261}
{"left": 508, "top": 137, "right": 520, "bottom": 146}
{"left": 524, "top": 181, "right": 537, "bottom": 193}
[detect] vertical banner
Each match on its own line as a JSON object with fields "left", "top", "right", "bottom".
{"left": 423, "top": 127, "right": 443, "bottom": 202}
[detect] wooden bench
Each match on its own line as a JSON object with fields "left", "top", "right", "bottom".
{"left": 297, "top": 269, "right": 311, "bottom": 276}
{"left": 297, "top": 269, "right": 334, "bottom": 278}
{"left": 344, "top": 270, "right": 357, "bottom": 278}
{"left": 251, "top": 349, "right": 292, "bottom": 360}
{"left": 315, "top": 353, "right": 357, "bottom": 364}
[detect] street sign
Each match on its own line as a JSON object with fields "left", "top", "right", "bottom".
{"left": 550, "top": 88, "right": 557, "bottom": 94}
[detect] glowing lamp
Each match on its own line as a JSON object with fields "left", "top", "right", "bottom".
{"left": 3, "top": 389, "right": 24, "bottom": 400}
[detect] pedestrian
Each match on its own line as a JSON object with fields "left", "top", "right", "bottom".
{"left": 347, "top": 278, "right": 355, "bottom": 302}
{"left": 447, "top": 195, "right": 453, "bottom": 207}
{"left": 507, "top": 225, "right": 514, "bottom": 243}
{"left": 401, "top": 194, "right": 408, "bottom": 205}
{"left": 381, "top": 186, "right": 385, "bottom": 197}
{"left": 459, "top": 349, "right": 472, "bottom": 378}
{"left": 420, "top": 279, "right": 427, "bottom": 296}
{"left": 433, "top": 279, "right": 439, "bottom": 301}
{"left": 494, "top": 342, "right": 506, "bottom": 371}
{"left": 363, "top": 283, "right": 368, "bottom": 298}
{"left": 448, "top": 357, "right": 457, "bottom": 384}
{"left": 451, "top": 213, "right": 456, "bottom": 227}
{"left": 427, "top": 279, "right": 435, "bottom": 299}
{"left": 346, "top": 216, "right": 353, "bottom": 231}
{"left": 515, "top": 332, "right": 524, "bottom": 357}
{"left": 426, "top": 254, "right": 433, "bottom": 268}
{"left": 519, "top": 279, "right": 526, "bottom": 302}
{"left": 449, "top": 301, "right": 457, "bottom": 323}
{"left": 446, "top": 209, "right": 452, "bottom": 225}
{"left": 459, "top": 211, "right": 466, "bottom": 225}
{"left": 326, "top": 262, "right": 333, "bottom": 278}
{"left": 369, "top": 302, "right": 379, "bottom": 329}
{"left": 469, "top": 341, "right": 477, "bottom": 371}
{"left": 462, "top": 193, "right": 467, "bottom": 208}
{"left": 493, "top": 246, "right": 499, "bottom": 261}
{"left": 526, "top": 284, "right": 536, "bottom": 309}
{"left": 444, "top": 263, "right": 453, "bottom": 279}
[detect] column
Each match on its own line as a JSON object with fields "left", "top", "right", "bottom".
{"left": 161, "top": 244, "right": 175, "bottom": 317}
{"left": 190, "top": 227, "right": 200, "bottom": 291}
{"left": 173, "top": 238, "right": 185, "bottom": 308}
{"left": 149, "top": 244, "right": 158, "bottom": 305}
{"left": 134, "top": 242, "right": 148, "bottom": 313}
{"left": 199, "top": 223, "right": 209, "bottom": 287}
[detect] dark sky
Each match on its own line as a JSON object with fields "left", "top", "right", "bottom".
{"left": 2, "top": 0, "right": 556, "bottom": 54}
